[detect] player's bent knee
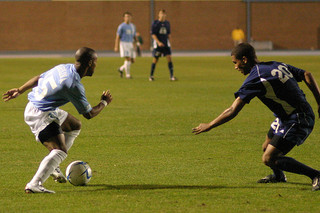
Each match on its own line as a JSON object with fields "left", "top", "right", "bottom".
{"left": 262, "top": 154, "right": 279, "bottom": 167}
{"left": 262, "top": 154, "right": 273, "bottom": 166}
{"left": 62, "top": 115, "right": 82, "bottom": 131}
{"left": 72, "top": 119, "right": 82, "bottom": 130}
{"left": 43, "top": 135, "right": 68, "bottom": 154}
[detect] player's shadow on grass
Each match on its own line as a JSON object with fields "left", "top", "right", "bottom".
{"left": 88, "top": 184, "right": 228, "bottom": 190}
{"left": 78, "top": 183, "right": 309, "bottom": 192}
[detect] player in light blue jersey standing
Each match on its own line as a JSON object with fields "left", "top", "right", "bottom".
{"left": 114, "top": 12, "right": 137, "bottom": 79}
{"left": 3, "top": 47, "right": 113, "bottom": 193}
{"left": 193, "top": 43, "right": 320, "bottom": 191}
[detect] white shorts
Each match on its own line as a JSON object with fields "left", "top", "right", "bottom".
{"left": 120, "top": 41, "right": 136, "bottom": 58}
{"left": 24, "top": 102, "right": 68, "bottom": 142}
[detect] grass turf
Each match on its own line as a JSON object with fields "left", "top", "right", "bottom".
{"left": 1, "top": 56, "right": 320, "bottom": 212}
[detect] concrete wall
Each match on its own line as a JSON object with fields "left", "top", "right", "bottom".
{"left": 0, "top": 1, "right": 319, "bottom": 51}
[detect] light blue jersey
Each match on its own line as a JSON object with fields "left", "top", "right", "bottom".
{"left": 117, "top": 22, "right": 136, "bottom": 42}
{"left": 28, "top": 64, "right": 92, "bottom": 114}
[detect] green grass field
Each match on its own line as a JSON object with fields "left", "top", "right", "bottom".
{"left": 1, "top": 55, "right": 320, "bottom": 212}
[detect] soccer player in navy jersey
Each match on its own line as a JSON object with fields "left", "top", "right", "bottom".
{"left": 149, "top": 9, "right": 177, "bottom": 81}
{"left": 3, "top": 47, "right": 112, "bottom": 193}
{"left": 193, "top": 43, "right": 320, "bottom": 191}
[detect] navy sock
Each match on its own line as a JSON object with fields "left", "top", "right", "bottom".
{"left": 168, "top": 62, "right": 174, "bottom": 78}
{"left": 272, "top": 168, "right": 285, "bottom": 179}
{"left": 275, "top": 156, "right": 319, "bottom": 180}
{"left": 150, "top": 63, "right": 156, "bottom": 77}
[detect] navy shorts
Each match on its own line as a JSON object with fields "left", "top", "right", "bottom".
{"left": 152, "top": 46, "right": 171, "bottom": 58}
{"left": 268, "top": 112, "right": 314, "bottom": 147}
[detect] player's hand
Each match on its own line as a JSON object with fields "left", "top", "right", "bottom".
{"left": 157, "top": 42, "right": 165, "bottom": 47}
{"left": 101, "top": 90, "right": 112, "bottom": 105}
{"left": 2, "top": 88, "right": 21, "bottom": 102}
{"left": 114, "top": 47, "right": 119, "bottom": 52}
{"left": 192, "top": 123, "right": 212, "bottom": 135}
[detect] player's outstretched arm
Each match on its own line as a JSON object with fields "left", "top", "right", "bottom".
{"left": 83, "top": 90, "right": 112, "bottom": 120}
{"left": 2, "top": 75, "right": 40, "bottom": 102}
{"left": 192, "top": 97, "right": 246, "bottom": 135}
{"left": 303, "top": 71, "right": 320, "bottom": 118}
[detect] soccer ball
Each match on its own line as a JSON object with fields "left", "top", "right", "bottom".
{"left": 65, "top": 161, "right": 92, "bottom": 186}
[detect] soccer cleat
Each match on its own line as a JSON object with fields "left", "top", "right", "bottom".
{"left": 50, "top": 167, "right": 67, "bottom": 183}
{"left": 149, "top": 76, "right": 154, "bottom": 81}
{"left": 118, "top": 68, "right": 123, "bottom": 78}
{"left": 312, "top": 174, "right": 320, "bottom": 191}
{"left": 25, "top": 183, "right": 55, "bottom": 194}
{"left": 257, "top": 174, "right": 287, "bottom": 183}
{"left": 170, "top": 76, "right": 177, "bottom": 81}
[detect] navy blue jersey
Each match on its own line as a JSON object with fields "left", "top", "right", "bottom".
{"left": 235, "top": 61, "right": 313, "bottom": 120}
{"left": 151, "top": 20, "right": 171, "bottom": 47}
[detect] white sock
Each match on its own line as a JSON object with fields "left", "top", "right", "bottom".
{"left": 64, "top": 130, "right": 80, "bottom": 151}
{"left": 29, "top": 149, "right": 67, "bottom": 186}
{"left": 125, "top": 60, "right": 131, "bottom": 77}
{"left": 120, "top": 63, "right": 125, "bottom": 71}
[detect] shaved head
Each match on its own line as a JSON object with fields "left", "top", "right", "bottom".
{"left": 75, "top": 47, "right": 97, "bottom": 65}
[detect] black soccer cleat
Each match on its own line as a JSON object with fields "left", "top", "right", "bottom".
{"left": 312, "top": 174, "right": 320, "bottom": 191}
{"left": 118, "top": 68, "right": 123, "bottom": 78}
{"left": 257, "top": 174, "right": 287, "bottom": 183}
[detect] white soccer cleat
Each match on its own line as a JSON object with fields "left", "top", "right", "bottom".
{"left": 170, "top": 76, "right": 177, "bottom": 81}
{"left": 25, "top": 183, "right": 55, "bottom": 194}
{"left": 50, "top": 167, "right": 67, "bottom": 183}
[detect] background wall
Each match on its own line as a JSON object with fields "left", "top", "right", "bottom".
{"left": 0, "top": 1, "right": 319, "bottom": 51}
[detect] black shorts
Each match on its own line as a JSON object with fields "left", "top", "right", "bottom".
{"left": 152, "top": 46, "right": 171, "bottom": 58}
{"left": 267, "top": 129, "right": 296, "bottom": 155}
{"left": 38, "top": 121, "right": 63, "bottom": 143}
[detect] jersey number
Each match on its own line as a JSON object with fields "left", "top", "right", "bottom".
{"left": 35, "top": 76, "right": 57, "bottom": 100}
{"left": 271, "top": 65, "right": 293, "bottom": 84}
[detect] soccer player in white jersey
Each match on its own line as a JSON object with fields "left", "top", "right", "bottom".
{"left": 3, "top": 47, "right": 113, "bottom": 193}
{"left": 114, "top": 12, "right": 137, "bottom": 79}
{"left": 193, "top": 43, "right": 320, "bottom": 191}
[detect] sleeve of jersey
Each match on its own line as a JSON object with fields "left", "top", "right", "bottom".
{"left": 116, "top": 25, "right": 121, "bottom": 36}
{"left": 67, "top": 84, "right": 92, "bottom": 114}
{"left": 234, "top": 81, "right": 264, "bottom": 104}
{"left": 151, "top": 22, "right": 157, "bottom": 35}
{"left": 287, "top": 64, "right": 305, "bottom": 82}
{"left": 167, "top": 22, "right": 171, "bottom": 35}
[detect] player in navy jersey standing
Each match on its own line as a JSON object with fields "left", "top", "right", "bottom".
{"left": 149, "top": 9, "right": 177, "bottom": 81}
{"left": 193, "top": 43, "right": 320, "bottom": 191}
{"left": 3, "top": 47, "right": 112, "bottom": 193}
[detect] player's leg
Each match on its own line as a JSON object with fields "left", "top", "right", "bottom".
{"left": 258, "top": 131, "right": 286, "bottom": 183}
{"left": 118, "top": 42, "right": 126, "bottom": 78}
{"left": 165, "top": 54, "right": 176, "bottom": 81}
{"left": 149, "top": 56, "right": 159, "bottom": 81}
{"left": 61, "top": 113, "right": 81, "bottom": 151}
{"left": 25, "top": 123, "right": 67, "bottom": 193}
{"left": 124, "top": 57, "right": 132, "bottom": 78}
{"left": 49, "top": 112, "right": 81, "bottom": 183}
{"left": 262, "top": 137, "right": 320, "bottom": 190}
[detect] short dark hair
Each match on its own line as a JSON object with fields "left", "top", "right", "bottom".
{"left": 123, "top": 11, "right": 132, "bottom": 17}
{"left": 75, "top": 47, "right": 96, "bottom": 65}
{"left": 231, "top": 43, "right": 257, "bottom": 62}
{"left": 159, "top": 9, "right": 166, "bottom": 13}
